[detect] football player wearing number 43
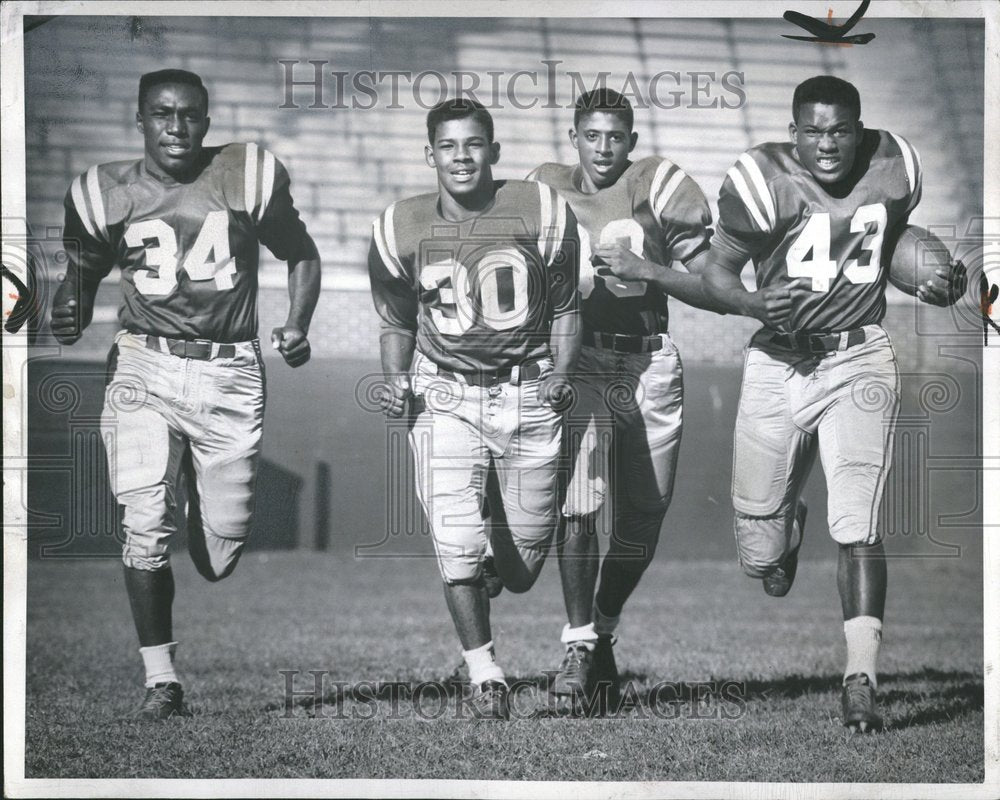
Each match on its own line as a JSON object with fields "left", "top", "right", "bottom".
{"left": 702, "top": 76, "right": 967, "bottom": 732}
{"left": 49, "top": 70, "right": 321, "bottom": 720}
{"left": 368, "top": 99, "right": 582, "bottom": 720}
{"left": 528, "top": 89, "right": 727, "bottom": 708}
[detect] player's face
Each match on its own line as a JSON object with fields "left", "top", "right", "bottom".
{"left": 425, "top": 117, "right": 499, "bottom": 200}
{"left": 570, "top": 112, "right": 637, "bottom": 191}
{"left": 790, "top": 102, "right": 862, "bottom": 185}
{"left": 136, "top": 83, "right": 210, "bottom": 179}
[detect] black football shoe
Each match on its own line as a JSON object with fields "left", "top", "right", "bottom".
{"left": 470, "top": 680, "right": 510, "bottom": 721}
{"left": 841, "top": 672, "right": 883, "bottom": 733}
{"left": 592, "top": 635, "right": 621, "bottom": 711}
{"left": 550, "top": 642, "right": 595, "bottom": 697}
{"left": 481, "top": 556, "right": 504, "bottom": 599}
{"left": 133, "top": 682, "right": 191, "bottom": 721}
{"left": 763, "top": 500, "right": 808, "bottom": 597}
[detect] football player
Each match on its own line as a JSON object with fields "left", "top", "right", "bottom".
{"left": 368, "top": 98, "right": 581, "bottom": 720}
{"left": 529, "top": 89, "right": 724, "bottom": 706}
{"left": 49, "top": 70, "right": 321, "bottom": 719}
{"left": 701, "top": 75, "right": 966, "bottom": 731}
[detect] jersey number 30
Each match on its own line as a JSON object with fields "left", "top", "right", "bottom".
{"left": 786, "top": 203, "right": 887, "bottom": 292}
{"left": 127, "top": 210, "right": 236, "bottom": 296}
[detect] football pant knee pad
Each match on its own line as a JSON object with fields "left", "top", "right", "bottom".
{"left": 733, "top": 510, "right": 791, "bottom": 578}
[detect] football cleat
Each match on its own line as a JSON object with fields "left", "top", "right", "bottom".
{"left": 470, "top": 680, "right": 509, "bottom": 721}
{"left": 763, "top": 500, "right": 808, "bottom": 597}
{"left": 133, "top": 682, "right": 191, "bottom": 721}
{"left": 841, "top": 672, "right": 883, "bottom": 732}
{"left": 550, "top": 642, "right": 595, "bottom": 697}
{"left": 481, "top": 556, "right": 504, "bottom": 599}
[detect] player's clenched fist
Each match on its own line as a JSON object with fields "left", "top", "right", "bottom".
{"left": 271, "top": 326, "right": 311, "bottom": 367}
{"left": 747, "top": 279, "right": 810, "bottom": 328}
{"left": 379, "top": 375, "right": 412, "bottom": 418}
{"left": 538, "top": 372, "right": 573, "bottom": 411}
{"left": 593, "top": 242, "right": 651, "bottom": 283}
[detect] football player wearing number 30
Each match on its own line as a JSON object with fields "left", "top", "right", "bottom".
{"left": 702, "top": 76, "right": 966, "bottom": 732}
{"left": 49, "top": 70, "right": 321, "bottom": 720}
{"left": 368, "top": 99, "right": 582, "bottom": 720}
{"left": 529, "top": 89, "right": 726, "bottom": 708}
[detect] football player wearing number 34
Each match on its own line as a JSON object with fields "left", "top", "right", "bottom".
{"left": 368, "top": 99, "right": 582, "bottom": 720}
{"left": 529, "top": 89, "right": 726, "bottom": 708}
{"left": 701, "top": 76, "right": 966, "bottom": 732}
{"left": 49, "top": 70, "right": 321, "bottom": 720}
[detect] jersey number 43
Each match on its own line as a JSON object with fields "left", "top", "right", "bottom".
{"left": 127, "top": 210, "right": 236, "bottom": 296}
{"left": 786, "top": 203, "right": 887, "bottom": 292}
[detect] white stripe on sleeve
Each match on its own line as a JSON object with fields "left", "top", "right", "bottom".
{"left": 726, "top": 166, "right": 770, "bottom": 233}
{"left": 70, "top": 176, "right": 98, "bottom": 239}
{"left": 244, "top": 142, "right": 259, "bottom": 217}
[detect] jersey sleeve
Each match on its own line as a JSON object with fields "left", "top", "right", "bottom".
{"left": 63, "top": 171, "right": 116, "bottom": 285}
{"left": 247, "top": 146, "right": 314, "bottom": 263}
{"left": 887, "top": 132, "right": 923, "bottom": 215}
{"left": 368, "top": 205, "right": 417, "bottom": 335}
{"left": 536, "top": 183, "right": 580, "bottom": 319}
{"left": 712, "top": 151, "right": 779, "bottom": 268}
{"left": 647, "top": 160, "right": 713, "bottom": 265}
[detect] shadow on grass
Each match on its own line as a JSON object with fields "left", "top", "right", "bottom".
{"left": 261, "top": 667, "right": 983, "bottom": 728}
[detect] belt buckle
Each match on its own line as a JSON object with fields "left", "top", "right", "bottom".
{"left": 611, "top": 334, "right": 629, "bottom": 353}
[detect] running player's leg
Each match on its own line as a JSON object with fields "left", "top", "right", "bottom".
{"left": 558, "top": 351, "right": 611, "bottom": 630}
{"left": 818, "top": 330, "right": 898, "bottom": 721}
{"left": 102, "top": 334, "right": 188, "bottom": 715}
{"left": 595, "top": 340, "right": 683, "bottom": 621}
{"left": 732, "top": 346, "right": 815, "bottom": 586}
{"left": 184, "top": 345, "right": 265, "bottom": 582}
{"left": 409, "top": 372, "right": 506, "bottom": 691}
{"left": 490, "top": 375, "right": 562, "bottom": 594}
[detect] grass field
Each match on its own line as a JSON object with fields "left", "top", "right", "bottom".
{"left": 24, "top": 549, "right": 984, "bottom": 783}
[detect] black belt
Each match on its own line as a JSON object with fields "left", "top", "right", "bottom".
{"left": 768, "top": 328, "right": 866, "bottom": 354}
{"left": 584, "top": 331, "right": 664, "bottom": 354}
{"left": 436, "top": 360, "right": 545, "bottom": 387}
{"left": 144, "top": 335, "right": 236, "bottom": 360}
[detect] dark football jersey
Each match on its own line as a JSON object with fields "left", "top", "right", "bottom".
{"left": 713, "top": 129, "right": 922, "bottom": 332}
{"left": 63, "top": 143, "right": 312, "bottom": 342}
{"left": 368, "top": 180, "right": 580, "bottom": 373}
{"left": 528, "top": 156, "right": 712, "bottom": 336}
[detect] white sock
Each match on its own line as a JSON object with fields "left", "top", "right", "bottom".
{"left": 843, "top": 616, "right": 882, "bottom": 687}
{"left": 462, "top": 640, "right": 506, "bottom": 687}
{"left": 561, "top": 622, "right": 598, "bottom": 649}
{"left": 593, "top": 604, "right": 620, "bottom": 638}
{"left": 140, "top": 641, "right": 179, "bottom": 688}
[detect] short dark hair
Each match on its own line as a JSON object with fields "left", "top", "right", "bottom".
{"left": 573, "top": 88, "right": 633, "bottom": 131}
{"left": 138, "top": 69, "right": 209, "bottom": 112}
{"left": 792, "top": 75, "right": 860, "bottom": 123}
{"left": 426, "top": 98, "right": 494, "bottom": 144}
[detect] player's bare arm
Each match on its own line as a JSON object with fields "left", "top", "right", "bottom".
{"left": 50, "top": 272, "right": 99, "bottom": 345}
{"left": 271, "top": 237, "right": 321, "bottom": 368}
{"left": 539, "top": 308, "right": 582, "bottom": 408}
{"left": 701, "top": 251, "right": 808, "bottom": 328}
{"left": 378, "top": 327, "right": 415, "bottom": 418}
{"left": 593, "top": 243, "right": 727, "bottom": 313}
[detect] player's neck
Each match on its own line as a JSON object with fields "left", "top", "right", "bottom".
{"left": 142, "top": 155, "right": 200, "bottom": 186}
{"left": 437, "top": 181, "right": 497, "bottom": 221}
{"left": 576, "top": 161, "right": 629, "bottom": 195}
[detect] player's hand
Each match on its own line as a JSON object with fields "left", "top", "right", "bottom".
{"left": 593, "top": 243, "right": 650, "bottom": 283}
{"left": 746, "top": 279, "right": 809, "bottom": 327}
{"left": 50, "top": 298, "right": 83, "bottom": 345}
{"left": 538, "top": 372, "right": 573, "bottom": 411}
{"left": 271, "top": 326, "right": 311, "bottom": 367}
{"left": 917, "top": 259, "right": 968, "bottom": 307}
{"left": 379, "top": 375, "right": 412, "bottom": 418}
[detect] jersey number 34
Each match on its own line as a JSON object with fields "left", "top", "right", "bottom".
{"left": 786, "top": 203, "right": 887, "bottom": 292}
{"left": 127, "top": 210, "right": 236, "bottom": 296}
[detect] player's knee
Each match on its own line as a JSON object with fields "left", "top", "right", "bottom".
{"left": 190, "top": 535, "right": 246, "bottom": 582}
{"left": 122, "top": 549, "right": 170, "bottom": 572}
{"left": 734, "top": 511, "right": 786, "bottom": 578}
{"left": 828, "top": 512, "right": 879, "bottom": 547}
